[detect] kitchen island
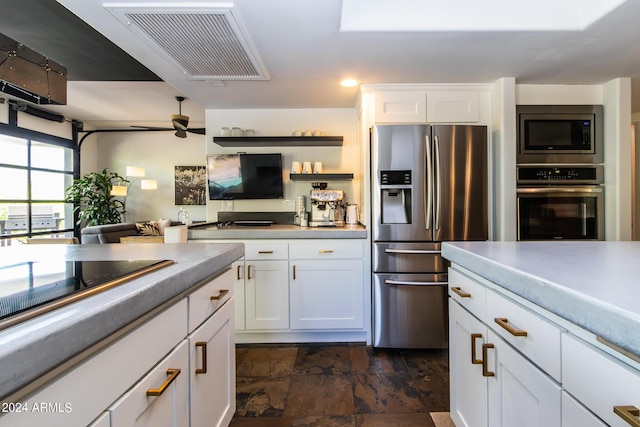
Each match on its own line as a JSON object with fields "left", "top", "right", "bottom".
{"left": 443, "top": 241, "right": 640, "bottom": 427}
{"left": 0, "top": 242, "right": 243, "bottom": 427}
{"left": 188, "top": 222, "right": 367, "bottom": 240}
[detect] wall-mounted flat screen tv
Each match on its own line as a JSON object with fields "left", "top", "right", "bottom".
{"left": 207, "top": 153, "right": 284, "bottom": 200}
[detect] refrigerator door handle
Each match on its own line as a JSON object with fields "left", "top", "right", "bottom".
{"left": 384, "top": 279, "right": 448, "bottom": 287}
{"left": 434, "top": 134, "right": 442, "bottom": 232}
{"left": 425, "top": 134, "right": 433, "bottom": 230}
{"left": 384, "top": 249, "right": 441, "bottom": 255}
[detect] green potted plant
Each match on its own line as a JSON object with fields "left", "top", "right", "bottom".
{"left": 65, "top": 168, "right": 129, "bottom": 226}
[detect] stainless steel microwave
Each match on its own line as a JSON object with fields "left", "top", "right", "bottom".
{"left": 517, "top": 105, "right": 603, "bottom": 164}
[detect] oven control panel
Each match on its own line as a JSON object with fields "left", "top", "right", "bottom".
{"left": 517, "top": 165, "right": 603, "bottom": 184}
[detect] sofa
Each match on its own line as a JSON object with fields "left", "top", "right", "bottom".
{"left": 81, "top": 219, "right": 176, "bottom": 244}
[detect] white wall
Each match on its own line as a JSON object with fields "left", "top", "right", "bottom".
{"left": 95, "top": 130, "right": 207, "bottom": 223}
{"left": 205, "top": 108, "right": 359, "bottom": 222}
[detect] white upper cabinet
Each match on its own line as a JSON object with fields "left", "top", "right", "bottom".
{"left": 426, "top": 90, "right": 480, "bottom": 123}
{"left": 374, "top": 90, "right": 427, "bottom": 123}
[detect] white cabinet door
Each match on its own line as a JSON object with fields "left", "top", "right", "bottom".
{"left": 245, "top": 260, "right": 289, "bottom": 330}
{"left": 189, "top": 299, "right": 235, "bottom": 427}
{"left": 562, "top": 392, "right": 607, "bottom": 427}
{"left": 110, "top": 341, "right": 189, "bottom": 427}
{"left": 426, "top": 90, "right": 480, "bottom": 123}
{"left": 449, "top": 300, "right": 489, "bottom": 427}
{"left": 487, "top": 330, "right": 562, "bottom": 427}
{"left": 88, "top": 412, "right": 110, "bottom": 427}
{"left": 374, "top": 91, "right": 426, "bottom": 123}
{"left": 290, "top": 259, "right": 364, "bottom": 329}
{"left": 233, "top": 259, "right": 246, "bottom": 330}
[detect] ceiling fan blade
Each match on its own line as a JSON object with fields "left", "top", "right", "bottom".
{"left": 130, "top": 125, "right": 173, "bottom": 130}
{"left": 187, "top": 128, "right": 206, "bottom": 135}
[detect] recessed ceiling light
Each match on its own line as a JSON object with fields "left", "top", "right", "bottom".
{"left": 340, "top": 79, "right": 359, "bottom": 87}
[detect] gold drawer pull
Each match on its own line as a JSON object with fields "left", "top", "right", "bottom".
{"left": 319, "top": 249, "right": 334, "bottom": 254}
{"left": 236, "top": 264, "right": 242, "bottom": 280}
{"left": 210, "top": 289, "right": 229, "bottom": 301}
{"left": 471, "top": 333, "right": 483, "bottom": 365}
{"left": 614, "top": 406, "right": 640, "bottom": 426}
{"left": 452, "top": 287, "right": 471, "bottom": 298}
{"left": 247, "top": 265, "right": 252, "bottom": 280}
{"left": 495, "top": 317, "right": 528, "bottom": 337}
{"left": 258, "top": 250, "right": 274, "bottom": 254}
{"left": 195, "top": 342, "right": 207, "bottom": 374}
{"left": 292, "top": 265, "right": 296, "bottom": 280}
{"left": 146, "top": 368, "right": 181, "bottom": 396}
{"left": 482, "top": 343, "right": 495, "bottom": 377}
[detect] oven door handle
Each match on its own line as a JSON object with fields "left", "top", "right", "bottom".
{"left": 384, "top": 249, "right": 441, "bottom": 255}
{"left": 384, "top": 279, "right": 447, "bottom": 287}
{"left": 517, "top": 187, "right": 603, "bottom": 194}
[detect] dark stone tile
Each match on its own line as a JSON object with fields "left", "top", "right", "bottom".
{"left": 350, "top": 346, "right": 407, "bottom": 375}
{"left": 413, "top": 372, "right": 450, "bottom": 412}
{"left": 293, "top": 346, "right": 352, "bottom": 375}
{"left": 283, "top": 375, "right": 355, "bottom": 417}
{"left": 237, "top": 347, "right": 298, "bottom": 378}
{"left": 353, "top": 373, "right": 426, "bottom": 414}
{"left": 230, "top": 417, "right": 289, "bottom": 427}
{"left": 288, "top": 415, "right": 356, "bottom": 427}
{"left": 401, "top": 349, "right": 449, "bottom": 376}
{"left": 355, "top": 413, "right": 435, "bottom": 427}
{"left": 236, "top": 376, "right": 291, "bottom": 417}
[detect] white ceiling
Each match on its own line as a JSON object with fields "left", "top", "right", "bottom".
{"left": 17, "top": 0, "right": 640, "bottom": 127}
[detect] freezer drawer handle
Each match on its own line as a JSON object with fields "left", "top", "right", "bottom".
{"left": 451, "top": 287, "right": 471, "bottom": 298}
{"left": 494, "top": 317, "right": 528, "bottom": 337}
{"left": 384, "top": 249, "right": 441, "bottom": 255}
{"left": 614, "top": 406, "right": 640, "bottom": 426}
{"left": 384, "top": 279, "right": 447, "bottom": 287}
{"left": 146, "top": 368, "right": 181, "bottom": 396}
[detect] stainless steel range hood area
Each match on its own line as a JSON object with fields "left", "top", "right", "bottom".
{"left": 0, "top": 33, "right": 67, "bottom": 105}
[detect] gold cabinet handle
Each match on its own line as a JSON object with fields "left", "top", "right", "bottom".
{"left": 210, "top": 289, "right": 229, "bottom": 301}
{"left": 236, "top": 264, "right": 242, "bottom": 280}
{"left": 471, "top": 333, "right": 483, "bottom": 365}
{"left": 614, "top": 406, "right": 640, "bottom": 426}
{"left": 318, "top": 249, "right": 334, "bottom": 254}
{"left": 146, "top": 368, "right": 181, "bottom": 396}
{"left": 494, "top": 318, "right": 528, "bottom": 337}
{"left": 195, "top": 341, "right": 207, "bottom": 374}
{"left": 258, "top": 250, "right": 274, "bottom": 254}
{"left": 247, "top": 265, "right": 252, "bottom": 280}
{"left": 292, "top": 265, "right": 296, "bottom": 280}
{"left": 452, "top": 287, "right": 471, "bottom": 298}
{"left": 482, "top": 343, "right": 495, "bottom": 377}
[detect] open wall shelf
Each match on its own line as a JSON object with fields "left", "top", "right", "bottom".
{"left": 213, "top": 136, "right": 343, "bottom": 147}
{"left": 289, "top": 173, "right": 354, "bottom": 181}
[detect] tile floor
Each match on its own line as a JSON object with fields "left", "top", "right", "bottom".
{"left": 230, "top": 344, "right": 450, "bottom": 427}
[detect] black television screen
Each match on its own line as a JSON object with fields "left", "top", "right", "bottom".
{"left": 207, "top": 153, "right": 284, "bottom": 200}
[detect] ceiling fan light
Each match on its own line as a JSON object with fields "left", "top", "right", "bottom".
{"left": 175, "top": 129, "right": 188, "bottom": 138}
{"left": 171, "top": 114, "right": 189, "bottom": 131}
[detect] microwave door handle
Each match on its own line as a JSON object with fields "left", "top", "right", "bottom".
{"left": 582, "top": 202, "right": 587, "bottom": 237}
{"left": 434, "top": 135, "right": 442, "bottom": 232}
{"left": 384, "top": 249, "right": 441, "bottom": 255}
{"left": 425, "top": 134, "right": 433, "bottom": 230}
{"left": 516, "top": 187, "right": 603, "bottom": 194}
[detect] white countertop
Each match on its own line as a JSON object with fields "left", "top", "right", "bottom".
{"left": 441, "top": 241, "right": 640, "bottom": 358}
{"left": 0, "top": 243, "right": 244, "bottom": 399}
{"left": 189, "top": 223, "right": 367, "bottom": 239}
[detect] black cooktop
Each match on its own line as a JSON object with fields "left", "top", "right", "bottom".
{"left": 0, "top": 259, "right": 173, "bottom": 331}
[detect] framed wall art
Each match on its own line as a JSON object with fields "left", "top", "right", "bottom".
{"left": 174, "top": 166, "right": 206, "bottom": 205}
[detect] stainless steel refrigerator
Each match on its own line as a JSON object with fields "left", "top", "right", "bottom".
{"left": 372, "top": 124, "right": 488, "bottom": 348}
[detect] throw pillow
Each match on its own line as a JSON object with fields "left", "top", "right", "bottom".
{"left": 135, "top": 221, "right": 161, "bottom": 236}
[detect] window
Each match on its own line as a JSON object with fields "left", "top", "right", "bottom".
{"left": 0, "top": 134, "right": 76, "bottom": 246}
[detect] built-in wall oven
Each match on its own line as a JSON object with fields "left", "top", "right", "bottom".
{"left": 517, "top": 165, "right": 604, "bottom": 240}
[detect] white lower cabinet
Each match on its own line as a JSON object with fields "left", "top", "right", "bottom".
{"left": 189, "top": 299, "right": 235, "bottom": 427}
{"left": 109, "top": 341, "right": 189, "bottom": 427}
{"left": 290, "top": 259, "right": 364, "bottom": 329}
{"left": 245, "top": 260, "right": 289, "bottom": 329}
{"left": 562, "top": 392, "right": 607, "bottom": 427}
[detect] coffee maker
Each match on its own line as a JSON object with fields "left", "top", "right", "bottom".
{"left": 309, "top": 189, "right": 346, "bottom": 227}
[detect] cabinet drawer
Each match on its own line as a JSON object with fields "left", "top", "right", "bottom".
{"left": 289, "top": 241, "right": 363, "bottom": 259}
{"left": 562, "top": 333, "right": 640, "bottom": 426}
{"left": 188, "top": 269, "right": 234, "bottom": 332}
{"left": 0, "top": 300, "right": 188, "bottom": 427}
{"left": 109, "top": 340, "right": 189, "bottom": 426}
{"left": 562, "top": 392, "right": 607, "bottom": 427}
{"left": 448, "top": 268, "right": 487, "bottom": 321}
{"left": 486, "top": 289, "right": 562, "bottom": 382}
{"left": 244, "top": 242, "right": 288, "bottom": 260}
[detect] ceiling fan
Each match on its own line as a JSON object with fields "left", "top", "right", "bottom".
{"left": 133, "top": 96, "right": 205, "bottom": 138}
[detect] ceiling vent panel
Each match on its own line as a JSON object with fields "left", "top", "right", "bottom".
{"left": 105, "top": 6, "right": 269, "bottom": 81}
